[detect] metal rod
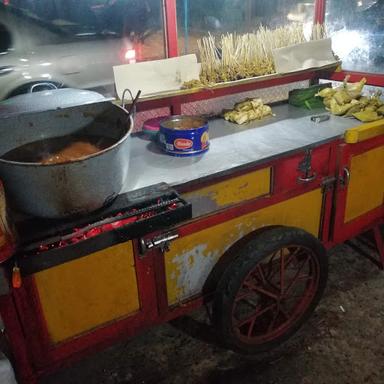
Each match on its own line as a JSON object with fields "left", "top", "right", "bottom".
{"left": 373, "top": 226, "right": 384, "bottom": 268}
{"left": 345, "top": 240, "right": 383, "bottom": 270}
{"left": 329, "top": 70, "right": 384, "bottom": 87}
{"left": 184, "top": 0, "right": 189, "bottom": 54}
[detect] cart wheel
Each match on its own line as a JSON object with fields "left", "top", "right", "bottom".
{"left": 213, "top": 226, "right": 327, "bottom": 354}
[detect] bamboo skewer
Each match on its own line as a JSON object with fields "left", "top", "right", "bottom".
{"left": 194, "top": 24, "right": 325, "bottom": 86}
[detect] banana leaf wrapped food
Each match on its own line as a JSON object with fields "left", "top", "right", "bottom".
{"left": 345, "top": 76, "right": 367, "bottom": 99}
{"left": 317, "top": 88, "right": 337, "bottom": 98}
{"left": 315, "top": 76, "right": 383, "bottom": 122}
{"left": 377, "top": 105, "right": 384, "bottom": 116}
{"left": 223, "top": 98, "right": 273, "bottom": 125}
{"left": 333, "top": 89, "right": 352, "bottom": 105}
{"left": 353, "top": 111, "right": 382, "bottom": 122}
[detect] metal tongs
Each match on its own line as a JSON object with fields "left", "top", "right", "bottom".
{"left": 310, "top": 114, "right": 330, "bottom": 123}
{"left": 122, "top": 88, "right": 142, "bottom": 120}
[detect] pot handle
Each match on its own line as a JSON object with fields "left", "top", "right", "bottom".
{"left": 121, "top": 88, "right": 141, "bottom": 119}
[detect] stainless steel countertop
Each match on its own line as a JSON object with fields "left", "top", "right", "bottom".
{"left": 123, "top": 104, "right": 361, "bottom": 192}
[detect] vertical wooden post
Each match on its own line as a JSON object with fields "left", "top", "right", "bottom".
{"left": 163, "top": 0, "right": 179, "bottom": 57}
{"left": 163, "top": 0, "right": 182, "bottom": 114}
{"left": 314, "top": 0, "right": 326, "bottom": 24}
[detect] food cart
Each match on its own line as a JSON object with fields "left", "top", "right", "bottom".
{"left": 0, "top": 1, "right": 383, "bottom": 383}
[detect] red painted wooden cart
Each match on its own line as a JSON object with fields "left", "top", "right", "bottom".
{"left": 0, "top": 1, "right": 383, "bottom": 382}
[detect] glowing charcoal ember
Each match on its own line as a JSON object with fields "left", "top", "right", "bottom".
{"left": 168, "top": 203, "right": 179, "bottom": 210}
{"left": 38, "top": 244, "right": 50, "bottom": 252}
{"left": 26, "top": 186, "right": 191, "bottom": 258}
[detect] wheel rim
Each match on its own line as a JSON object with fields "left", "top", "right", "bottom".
{"left": 231, "top": 245, "right": 321, "bottom": 344}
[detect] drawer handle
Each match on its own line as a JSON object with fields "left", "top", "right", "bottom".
{"left": 339, "top": 167, "right": 350, "bottom": 188}
{"left": 140, "top": 231, "right": 179, "bottom": 255}
{"left": 297, "top": 172, "right": 317, "bottom": 183}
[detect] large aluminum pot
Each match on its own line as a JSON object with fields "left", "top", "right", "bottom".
{"left": 0, "top": 100, "right": 133, "bottom": 218}
{"left": 0, "top": 88, "right": 107, "bottom": 118}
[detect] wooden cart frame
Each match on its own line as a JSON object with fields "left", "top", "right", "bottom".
{"left": 1, "top": 111, "right": 383, "bottom": 383}
{"left": 0, "top": 1, "right": 383, "bottom": 382}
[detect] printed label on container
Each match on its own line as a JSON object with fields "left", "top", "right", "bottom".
{"left": 201, "top": 132, "right": 209, "bottom": 149}
{"left": 166, "top": 143, "right": 174, "bottom": 151}
{"left": 159, "top": 134, "right": 166, "bottom": 144}
{"left": 174, "top": 138, "right": 193, "bottom": 150}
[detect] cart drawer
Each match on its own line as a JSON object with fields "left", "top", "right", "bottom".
{"left": 182, "top": 167, "right": 271, "bottom": 217}
{"left": 274, "top": 144, "right": 332, "bottom": 193}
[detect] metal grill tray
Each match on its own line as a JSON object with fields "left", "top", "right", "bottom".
{"left": 14, "top": 183, "right": 191, "bottom": 275}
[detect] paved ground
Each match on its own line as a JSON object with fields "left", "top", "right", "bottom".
{"left": 44, "top": 242, "right": 384, "bottom": 384}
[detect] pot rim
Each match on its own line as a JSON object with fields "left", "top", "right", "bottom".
{"left": 0, "top": 108, "right": 133, "bottom": 167}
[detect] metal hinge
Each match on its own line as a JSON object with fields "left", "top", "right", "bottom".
{"left": 140, "top": 231, "right": 179, "bottom": 255}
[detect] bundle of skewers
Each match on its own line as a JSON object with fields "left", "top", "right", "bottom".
{"left": 183, "top": 23, "right": 326, "bottom": 88}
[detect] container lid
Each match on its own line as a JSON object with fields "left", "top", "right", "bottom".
{"left": 143, "top": 116, "right": 168, "bottom": 133}
{"left": 0, "top": 88, "right": 107, "bottom": 118}
{"left": 160, "top": 115, "right": 207, "bottom": 130}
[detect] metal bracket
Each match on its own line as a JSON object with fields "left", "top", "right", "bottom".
{"left": 321, "top": 176, "right": 337, "bottom": 193}
{"left": 297, "top": 149, "right": 317, "bottom": 184}
{"left": 140, "top": 231, "right": 179, "bottom": 255}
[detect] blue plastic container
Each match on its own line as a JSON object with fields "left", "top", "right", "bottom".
{"left": 158, "top": 115, "right": 209, "bottom": 157}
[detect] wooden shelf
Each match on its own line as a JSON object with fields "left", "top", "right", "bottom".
{"left": 116, "top": 62, "right": 340, "bottom": 112}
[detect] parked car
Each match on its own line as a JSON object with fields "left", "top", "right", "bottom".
{"left": 0, "top": 1, "right": 156, "bottom": 100}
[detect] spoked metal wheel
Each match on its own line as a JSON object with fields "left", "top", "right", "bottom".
{"left": 233, "top": 245, "right": 320, "bottom": 344}
{"left": 213, "top": 227, "right": 328, "bottom": 354}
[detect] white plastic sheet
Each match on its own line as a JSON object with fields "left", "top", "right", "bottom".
{"left": 273, "top": 38, "right": 338, "bottom": 74}
{"left": 113, "top": 54, "right": 201, "bottom": 100}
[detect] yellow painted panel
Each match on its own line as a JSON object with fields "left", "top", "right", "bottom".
{"left": 165, "top": 189, "right": 323, "bottom": 305}
{"left": 34, "top": 241, "right": 140, "bottom": 343}
{"left": 183, "top": 167, "right": 271, "bottom": 208}
{"left": 345, "top": 120, "right": 384, "bottom": 144}
{"left": 345, "top": 146, "right": 384, "bottom": 222}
